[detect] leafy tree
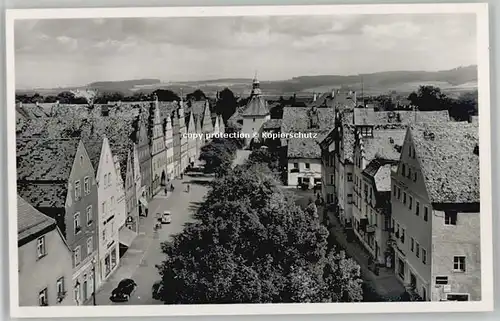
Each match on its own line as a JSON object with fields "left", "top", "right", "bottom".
{"left": 407, "top": 85, "right": 451, "bottom": 111}
{"left": 155, "top": 166, "right": 363, "bottom": 304}
{"left": 215, "top": 88, "right": 237, "bottom": 123}
{"left": 187, "top": 89, "right": 207, "bottom": 101}
{"left": 374, "top": 95, "right": 395, "bottom": 111}
{"left": 152, "top": 89, "right": 180, "bottom": 102}
{"left": 449, "top": 90, "right": 478, "bottom": 121}
{"left": 199, "top": 138, "right": 238, "bottom": 177}
{"left": 245, "top": 148, "right": 281, "bottom": 175}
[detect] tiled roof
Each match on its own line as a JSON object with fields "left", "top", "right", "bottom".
{"left": 310, "top": 90, "right": 357, "bottom": 109}
{"left": 287, "top": 130, "right": 328, "bottom": 159}
{"left": 354, "top": 109, "right": 450, "bottom": 126}
{"left": 281, "top": 107, "right": 336, "bottom": 133}
{"left": 241, "top": 95, "right": 269, "bottom": 116}
{"left": 82, "top": 138, "right": 103, "bottom": 172}
{"left": 188, "top": 101, "right": 205, "bottom": 117}
{"left": 18, "top": 183, "right": 67, "bottom": 208}
{"left": 17, "top": 138, "right": 80, "bottom": 181}
{"left": 341, "top": 125, "right": 356, "bottom": 163}
{"left": 410, "top": 122, "right": 479, "bottom": 204}
{"left": 360, "top": 129, "right": 406, "bottom": 162}
{"left": 17, "top": 195, "right": 56, "bottom": 242}
{"left": 262, "top": 119, "right": 282, "bottom": 130}
{"left": 287, "top": 137, "right": 322, "bottom": 159}
{"left": 363, "top": 159, "right": 397, "bottom": 192}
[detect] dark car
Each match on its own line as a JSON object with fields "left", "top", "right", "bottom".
{"left": 109, "top": 278, "right": 137, "bottom": 302}
{"left": 152, "top": 281, "right": 163, "bottom": 301}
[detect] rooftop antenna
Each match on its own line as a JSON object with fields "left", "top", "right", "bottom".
{"left": 361, "top": 76, "right": 365, "bottom": 108}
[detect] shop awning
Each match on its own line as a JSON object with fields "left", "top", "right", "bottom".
{"left": 119, "top": 226, "right": 137, "bottom": 248}
{"left": 139, "top": 197, "right": 148, "bottom": 208}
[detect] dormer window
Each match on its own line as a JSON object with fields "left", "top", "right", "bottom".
{"left": 360, "top": 126, "right": 373, "bottom": 137}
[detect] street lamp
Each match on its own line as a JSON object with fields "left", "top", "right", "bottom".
{"left": 91, "top": 258, "right": 97, "bottom": 306}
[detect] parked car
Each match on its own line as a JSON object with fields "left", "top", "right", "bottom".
{"left": 161, "top": 211, "right": 172, "bottom": 224}
{"left": 152, "top": 281, "right": 164, "bottom": 300}
{"left": 109, "top": 278, "right": 137, "bottom": 302}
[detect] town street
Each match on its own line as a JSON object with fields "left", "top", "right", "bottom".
{"left": 94, "top": 172, "right": 212, "bottom": 305}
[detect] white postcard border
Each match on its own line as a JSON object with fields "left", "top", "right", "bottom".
{"left": 5, "top": 3, "right": 493, "bottom": 318}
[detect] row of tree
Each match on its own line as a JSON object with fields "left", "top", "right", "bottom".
{"left": 367, "top": 85, "right": 478, "bottom": 121}
{"left": 154, "top": 148, "right": 364, "bottom": 304}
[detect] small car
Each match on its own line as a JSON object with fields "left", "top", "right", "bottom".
{"left": 161, "top": 211, "right": 172, "bottom": 224}
{"left": 152, "top": 281, "right": 164, "bottom": 300}
{"left": 109, "top": 278, "right": 137, "bottom": 302}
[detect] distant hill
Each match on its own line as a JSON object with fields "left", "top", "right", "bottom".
{"left": 17, "top": 65, "right": 477, "bottom": 97}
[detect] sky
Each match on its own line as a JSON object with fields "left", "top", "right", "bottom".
{"left": 14, "top": 14, "right": 477, "bottom": 89}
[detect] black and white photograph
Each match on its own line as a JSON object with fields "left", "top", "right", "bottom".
{"left": 6, "top": 3, "right": 493, "bottom": 318}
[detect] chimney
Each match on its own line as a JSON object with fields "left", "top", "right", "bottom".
{"left": 331, "top": 89, "right": 335, "bottom": 98}
{"left": 313, "top": 93, "right": 317, "bottom": 102}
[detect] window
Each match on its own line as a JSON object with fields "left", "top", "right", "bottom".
{"left": 410, "top": 237, "right": 414, "bottom": 252}
{"left": 36, "top": 236, "right": 46, "bottom": 258}
{"left": 435, "top": 276, "right": 448, "bottom": 285}
{"left": 401, "top": 163, "right": 406, "bottom": 176}
{"left": 413, "top": 172, "right": 417, "bottom": 182}
{"left": 416, "top": 243, "right": 420, "bottom": 258}
{"left": 424, "top": 207, "right": 429, "bottom": 221}
{"left": 293, "top": 163, "right": 298, "bottom": 169}
{"left": 86, "top": 206, "right": 93, "bottom": 225}
{"left": 422, "top": 248, "right": 427, "bottom": 264}
{"left": 84, "top": 177, "right": 90, "bottom": 195}
{"left": 74, "top": 213, "right": 81, "bottom": 234}
{"left": 393, "top": 185, "right": 397, "bottom": 197}
{"left": 453, "top": 256, "right": 466, "bottom": 272}
{"left": 73, "top": 246, "right": 81, "bottom": 265}
{"left": 79, "top": 155, "right": 84, "bottom": 165}
{"left": 408, "top": 146, "right": 412, "bottom": 157}
{"left": 391, "top": 218, "right": 395, "bottom": 230}
{"left": 305, "top": 163, "right": 310, "bottom": 169}
{"left": 330, "top": 175, "right": 334, "bottom": 185}
{"left": 445, "top": 211, "right": 457, "bottom": 225}
{"left": 102, "top": 201, "right": 107, "bottom": 214}
{"left": 397, "top": 187, "right": 401, "bottom": 200}
{"left": 347, "top": 194, "right": 353, "bottom": 204}
{"left": 409, "top": 196, "right": 413, "bottom": 210}
{"left": 108, "top": 172, "right": 112, "bottom": 185}
{"left": 408, "top": 167, "right": 412, "bottom": 179}
{"left": 56, "top": 277, "right": 65, "bottom": 298}
{"left": 39, "top": 288, "right": 48, "bottom": 306}
{"left": 74, "top": 180, "right": 81, "bottom": 199}
{"left": 103, "top": 174, "right": 108, "bottom": 187}
{"left": 87, "top": 237, "right": 93, "bottom": 255}
{"left": 416, "top": 202, "right": 420, "bottom": 216}
{"left": 400, "top": 228, "right": 405, "bottom": 243}
{"left": 347, "top": 173, "right": 353, "bottom": 182}
{"left": 403, "top": 192, "right": 407, "bottom": 204}
{"left": 102, "top": 229, "right": 106, "bottom": 241}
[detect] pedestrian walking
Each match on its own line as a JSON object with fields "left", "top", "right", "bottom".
{"left": 186, "top": 184, "right": 190, "bottom": 193}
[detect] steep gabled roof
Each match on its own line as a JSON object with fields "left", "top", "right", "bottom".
{"left": 17, "top": 195, "right": 57, "bottom": 243}
{"left": 410, "top": 122, "right": 479, "bottom": 204}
